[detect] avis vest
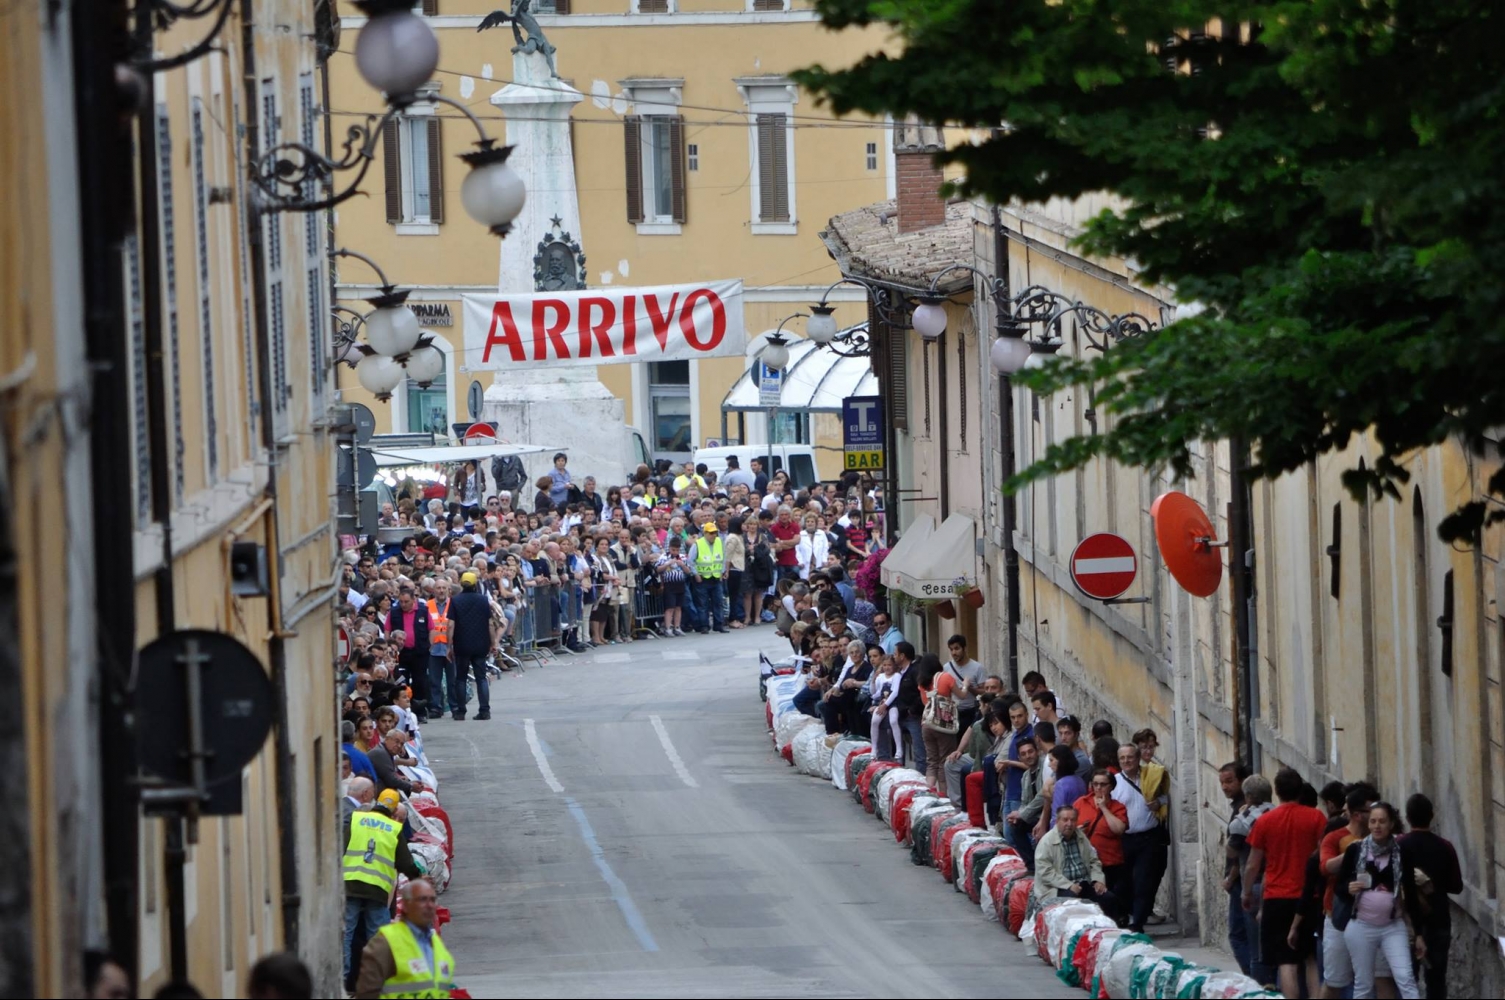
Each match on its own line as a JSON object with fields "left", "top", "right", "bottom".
{"left": 343, "top": 809, "right": 400, "bottom": 898}
{"left": 375, "top": 921, "right": 456, "bottom": 999}
{"left": 426, "top": 599, "right": 450, "bottom": 648}
{"left": 694, "top": 536, "right": 725, "bottom": 579}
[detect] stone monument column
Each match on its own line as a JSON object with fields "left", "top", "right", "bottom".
{"left": 480, "top": 42, "right": 629, "bottom": 483}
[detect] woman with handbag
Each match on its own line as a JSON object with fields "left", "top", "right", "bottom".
{"left": 918, "top": 654, "right": 960, "bottom": 794}
{"left": 1333, "top": 802, "right": 1424, "bottom": 999}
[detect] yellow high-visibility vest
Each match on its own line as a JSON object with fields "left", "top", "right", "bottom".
{"left": 343, "top": 809, "right": 400, "bottom": 897}
{"left": 375, "top": 920, "right": 456, "bottom": 998}
{"left": 694, "top": 536, "right": 724, "bottom": 579}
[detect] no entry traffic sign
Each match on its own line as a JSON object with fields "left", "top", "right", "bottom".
{"left": 1070, "top": 532, "right": 1138, "bottom": 600}
{"left": 463, "top": 421, "right": 498, "bottom": 442}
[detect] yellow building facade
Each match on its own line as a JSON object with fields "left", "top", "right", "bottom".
{"left": 839, "top": 177, "right": 1505, "bottom": 990}
{"left": 5, "top": 1, "right": 343, "bottom": 993}
{"left": 329, "top": 1, "right": 887, "bottom": 473}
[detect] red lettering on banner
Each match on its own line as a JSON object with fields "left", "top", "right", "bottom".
{"left": 621, "top": 295, "right": 637, "bottom": 355}
{"left": 644, "top": 292, "right": 680, "bottom": 352}
{"left": 678, "top": 288, "right": 726, "bottom": 351}
{"left": 532, "top": 299, "right": 572, "bottom": 360}
{"left": 578, "top": 297, "right": 617, "bottom": 358}
{"left": 483, "top": 301, "right": 526, "bottom": 362}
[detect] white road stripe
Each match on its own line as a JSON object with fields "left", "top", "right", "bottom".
{"left": 649, "top": 715, "right": 699, "bottom": 788}
{"left": 1074, "top": 556, "right": 1135, "bottom": 575}
{"left": 661, "top": 650, "right": 701, "bottom": 661}
{"left": 524, "top": 718, "right": 564, "bottom": 793}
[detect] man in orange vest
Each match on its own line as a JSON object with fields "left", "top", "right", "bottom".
{"left": 426, "top": 580, "right": 454, "bottom": 721}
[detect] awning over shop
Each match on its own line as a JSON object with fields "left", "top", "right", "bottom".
{"left": 368, "top": 442, "right": 557, "bottom": 468}
{"left": 881, "top": 513, "right": 978, "bottom": 600}
{"left": 881, "top": 514, "right": 935, "bottom": 594}
{"left": 721, "top": 328, "right": 878, "bottom": 412}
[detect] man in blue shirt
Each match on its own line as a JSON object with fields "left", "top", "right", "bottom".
{"left": 873, "top": 612, "right": 904, "bottom": 655}
{"left": 997, "top": 698, "right": 1034, "bottom": 848}
{"left": 341, "top": 720, "right": 378, "bottom": 782}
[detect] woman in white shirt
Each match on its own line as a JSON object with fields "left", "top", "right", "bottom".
{"left": 794, "top": 512, "right": 829, "bottom": 581}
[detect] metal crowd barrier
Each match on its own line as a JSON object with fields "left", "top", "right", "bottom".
{"left": 634, "top": 586, "right": 665, "bottom": 637}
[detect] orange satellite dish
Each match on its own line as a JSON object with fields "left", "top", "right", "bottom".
{"left": 1151, "top": 490, "right": 1224, "bottom": 597}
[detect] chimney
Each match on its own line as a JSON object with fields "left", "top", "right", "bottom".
{"left": 893, "top": 119, "right": 945, "bottom": 234}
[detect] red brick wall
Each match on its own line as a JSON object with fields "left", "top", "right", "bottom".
{"left": 896, "top": 149, "right": 945, "bottom": 233}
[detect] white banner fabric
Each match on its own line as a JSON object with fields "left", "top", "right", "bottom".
{"left": 461, "top": 279, "right": 745, "bottom": 372}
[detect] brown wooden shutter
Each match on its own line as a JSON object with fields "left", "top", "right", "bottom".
{"left": 669, "top": 114, "right": 686, "bottom": 224}
{"left": 623, "top": 115, "right": 644, "bottom": 224}
{"left": 883, "top": 298, "right": 910, "bottom": 430}
{"left": 756, "top": 113, "right": 789, "bottom": 222}
{"left": 553, "top": 0, "right": 570, "bottom": 14}
{"left": 421, "top": 0, "right": 438, "bottom": 15}
{"left": 752, "top": 0, "right": 785, "bottom": 10}
{"left": 383, "top": 118, "right": 401, "bottom": 223}
{"left": 426, "top": 116, "right": 444, "bottom": 224}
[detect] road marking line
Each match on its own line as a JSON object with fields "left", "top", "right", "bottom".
{"left": 564, "top": 796, "right": 659, "bottom": 952}
{"left": 524, "top": 718, "right": 564, "bottom": 793}
{"left": 649, "top": 715, "right": 699, "bottom": 788}
{"left": 593, "top": 652, "right": 631, "bottom": 663}
{"left": 661, "top": 649, "right": 701, "bottom": 660}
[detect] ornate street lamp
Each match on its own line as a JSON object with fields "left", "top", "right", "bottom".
{"left": 332, "top": 248, "right": 446, "bottom": 401}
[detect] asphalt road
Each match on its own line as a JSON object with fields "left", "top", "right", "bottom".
{"left": 418, "top": 628, "right": 1078, "bottom": 999}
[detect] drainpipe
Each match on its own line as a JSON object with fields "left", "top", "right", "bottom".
{"left": 992, "top": 208, "right": 1022, "bottom": 690}
{"left": 240, "top": 0, "right": 302, "bottom": 954}
{"left": 1228, "top": 435, "right": 1256, "bottom": 768}
{"left": 75, "top": 0, "right": 141, "bottom": 975}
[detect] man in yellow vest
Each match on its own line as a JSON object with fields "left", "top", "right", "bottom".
{"left": 672, "top": 462, "right": 707, "bottom": 495}
{"left": 343, "top": 789, "right": 422, "bottom": 991}
{"left": 692, "top": 521, "right": 728, "bottom": 634}
{"left": 355, "top": 878, "right": 457, "bottom": 999}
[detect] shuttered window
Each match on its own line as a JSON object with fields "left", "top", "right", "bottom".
{"left": 535, "top": 0, "right": 569, "bottom": 13}
{"left": 383, "top": 113, "right": 444, "bottom": 225}
{"left": 261, "top": 80, "right": 290, "bottom": 436}
{"left": 638, "top": 0, "right": 669, "bottom": 10}
{"left": 301, "top": 75, "right": 327, "bottom": 410}
{"left": 126, "top": 234, "right": 152, "bottom": 524}
{"left": 756, "top": 112, "right": 790, "bottom": 222}
{"left": 624, "top": 113, "right": 686, "bottom": 226}
{"left": 421, "top": 0, "right": 438, "bottom": 13}
{"left": 191, "top": 97, "right": 219, "bottom": 480}
{"left": 157, "top": 103, "right": 186, "bottom": 502}
{"left": 752, "top": 0, "right": 787, "bottom": 10}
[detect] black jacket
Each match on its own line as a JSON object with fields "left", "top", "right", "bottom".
{"left": 893, "top": 662, "right": 924, "bottom": 718}
{"left": 386, "top": 602, "right": 430, "bottom": 659}
{"left": 448, "top": 589, "right": 495, "bottom": 657}
{"left": 367, "top": 744, "right": 412, "bottom": 795}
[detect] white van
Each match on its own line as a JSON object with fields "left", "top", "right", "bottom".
{"left": 692, "top": 444, "right": 820, "bottom": 490}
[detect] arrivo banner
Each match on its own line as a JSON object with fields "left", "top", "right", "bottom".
{"left": 462, "top": 279, "right": 745, "bottom": 372}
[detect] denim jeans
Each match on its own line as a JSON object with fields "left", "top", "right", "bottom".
{"left": 450, "top": 651, "right": 490, "bottom": 714}
{"left": 898, "top": 712, "right": 926, "bottom": 774}
{"left": 428, "top": 655, "right": 450, "bottom": 715}
{"left": 1228, "top": 882, "right": 1269, "bottom": 981}
{"left": 343, "top": 895, "right": 390, "bottom": 982}
{"left": 694, "top": 577, "right": 726, "bottom": 629}
{"left": 726, "top": 570, "right": 745, "bottom": 621}
{"left": 682, "top": 575, "right": 704, "bottom": 629}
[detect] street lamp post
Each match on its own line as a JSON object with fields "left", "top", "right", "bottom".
{"left": 757, "top": 313, "right": 807, "bottom": 484}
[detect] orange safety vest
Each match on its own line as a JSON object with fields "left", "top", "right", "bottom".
{"left": 426, "top": 598, "right": 450, "bottom": 647}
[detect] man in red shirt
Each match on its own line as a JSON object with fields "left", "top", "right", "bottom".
{"left": 769, "top": 504, "right": 802, "bottom": 580}
{"left": 1243, "top": 767, "right": 1327, "bottom": 999}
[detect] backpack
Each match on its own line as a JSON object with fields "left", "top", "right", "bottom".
{"left": 491, "top": 454, "right": 527, "bottom": 493}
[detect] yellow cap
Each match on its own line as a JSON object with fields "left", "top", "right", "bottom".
{"left": 461, "top": 571, "right": 479, "bottom": 585}
{"left": 702, "top": 522, "right": 719, "bottom": 532}
{"left": 377, "top": 789, "right": 401, "bottom": 811}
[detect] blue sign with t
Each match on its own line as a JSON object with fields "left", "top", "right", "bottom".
{"left": 842, "top": 395, "right": 885, "bottom": 470}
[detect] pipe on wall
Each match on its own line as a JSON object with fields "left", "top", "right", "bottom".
{"left": 992, "top": 207, "right": 1022, "bottom": 690}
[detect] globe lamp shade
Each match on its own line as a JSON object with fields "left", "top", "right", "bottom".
{"left": 760, "top": 334, "right": 791, "bottom": 371}
{"left": 404, "top": 342, "right": 446, "bottom": 387}
{"left": 460, "top": 145, "right": 527, "bottom": 237}
{"left": 911, "top": 297, "right": 948, "bottom": 341}
{"left": 353, "top": 9, "right": 440, "bottom": 100}
{"left": 356, "top": 354, "right": 405, "bottom": 400}
{"left": 363, "top": 302, "right": 422, "bottom": 358}
{"left": 990, "top": 334, "right": 1033, "bottom": 374}
{"left": 805, "top": 306, "right": 838, "bottom": 345}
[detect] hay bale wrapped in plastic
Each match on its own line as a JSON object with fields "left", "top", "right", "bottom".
{"left": 1043, "top": 904, "right": 1116, "bottom": 971}
{"left": 1003, "top": 873, "right": 1034, "bottom": 936}
{"left": 1088, "top": 932, "right": 1152, "bottom": 998}
{"left": 966, "top": 842, "right": 1013, "bottom": 902}
{"left": 408, "top": 841, "right": 448, "bottom": 887}
{"left": 845, "top": 751, "right": 875, "bottom": 791}
{"left": 857, "top": 760, "right": 899, "bottom": 811}
{"left": 1192, "top": 971, "right": 1270, "bottom": 999}
{"left": 931, "top": 814, "right": 973, "bottom": 871}
{"left": 951, "top": 832, "right": 1002, "bottom": 890}
{"left": 1063, "top": 926, "right": 1127, "bottom": 990}
{"left": 908, "top": 801, "right": 957, "bottom": 866}
{"left": 400, "top": 764, "right": 437, "bottom": 795}
{"left": 895, "top": 791, "right": 942, "bottom": 845}
{"left": 775, "top": 710, "right": 819, "bottom": 751}
{"left": 877, "top": 776, "right": 927, "bottom": 826}
{"left": 980, "top": 853, "right": 1024, "bottom": 920}
{"left": 1166, "top": 963, "right": 1226, "bottom": 999}
{"left": 409, "top": 790, "right": 440, "bottom": 812}
{"left": 1126, "top": 950, "right": 1192, "bottom": 999}
{"left": 829, "top": 739, "right": 870, "bottom": 790}
{"left": 1021, "top": 895, "right": 1075, "bottom": 953}
{"left": 1099, "top": 940, "right": 1162, "bottom": 1000}
{"left": 790, "top": 725, "right": 826, "bottom": 776}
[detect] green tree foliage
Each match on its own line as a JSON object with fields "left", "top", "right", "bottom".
{"left": 796, "top": 0, "right": 1505, "bottom": 541}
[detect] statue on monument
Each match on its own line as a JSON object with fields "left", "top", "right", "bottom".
{"left": 478, "top": 0, "right": 560, "bottom": 79}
